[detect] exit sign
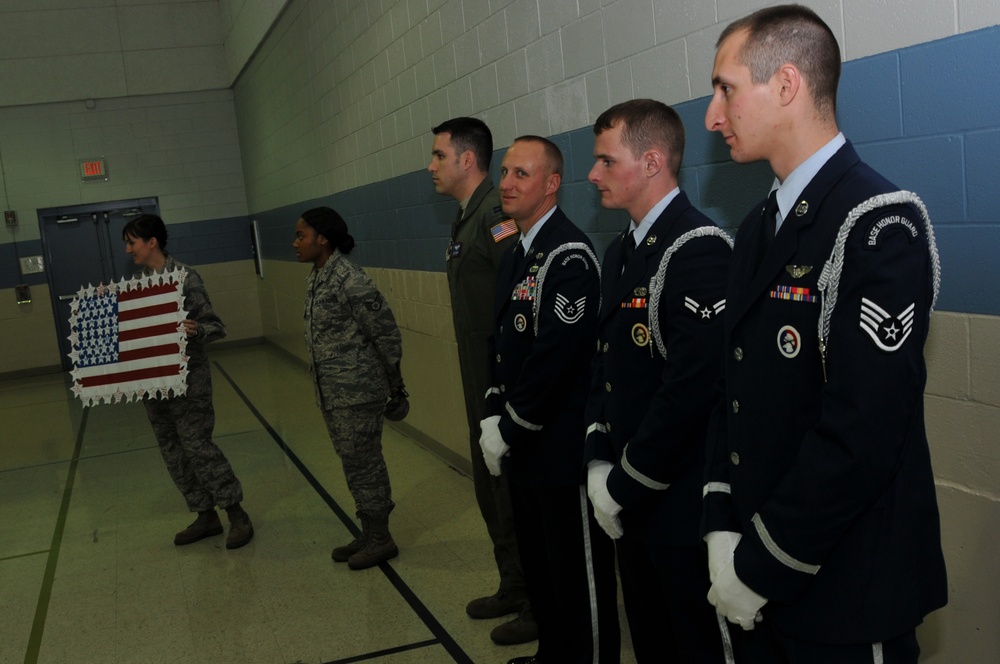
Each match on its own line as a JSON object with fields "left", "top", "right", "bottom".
{"left": 79, "top": 158, "right": 108, "bottom": 182}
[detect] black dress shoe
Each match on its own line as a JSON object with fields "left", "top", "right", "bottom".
{"left": 506, "top": 657, "right": 538, "bottom": 664}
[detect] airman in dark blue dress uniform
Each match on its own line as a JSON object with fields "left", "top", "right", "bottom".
{"left": 584, "top": 99, "right": 732, "bottom": 664}
{"left": 481, "top": 136, "right": 619, "bottom": 664}
{"left": 702, "top": 7, "right": 947, "bottom": 663}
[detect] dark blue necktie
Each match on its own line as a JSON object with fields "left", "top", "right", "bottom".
{"left": 756, "top": 191, "right": 779, "bottom": 272}
{"left": 622, "top": 231, "right": 637, "bottom": 267}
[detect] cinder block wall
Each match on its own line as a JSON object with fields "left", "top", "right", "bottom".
{"left": 235, "top": 3, "right": 1000, "bottom": 661}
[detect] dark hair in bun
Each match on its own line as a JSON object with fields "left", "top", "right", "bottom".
{"left": 300, "top": 206, "right": 355, "bottom": 254}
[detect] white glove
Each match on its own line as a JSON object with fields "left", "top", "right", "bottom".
{"left": 706, "top": 530, "right": 742, "bottom": 584}
{"left": 587, "top": 461, "right": 623, "bottom": 539}
{"left": 707, "top": 560, "right": 767, "bottom": 631}
{"left": 478, "top": 415, "right": 509, "bottom": 477}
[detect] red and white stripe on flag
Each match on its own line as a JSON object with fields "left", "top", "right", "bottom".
{"left": 68, "top": 269, "right": 189, "bottom": 407}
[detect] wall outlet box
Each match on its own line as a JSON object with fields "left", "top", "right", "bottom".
{"left": 4, "top": 210, "right": 15, "bottom": 226}
{"left": 15, "top": 284, "right": 31, "bottom": 304}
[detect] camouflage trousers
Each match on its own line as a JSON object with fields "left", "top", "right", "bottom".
{"left": 144, "top": 389, "right": 244, "bottom": 512}
{"left": 322, "top": 402, "right": 395, "bottom": 521}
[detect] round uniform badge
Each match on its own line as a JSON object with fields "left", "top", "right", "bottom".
{"left": 777, "top": 325, "right": 801, "bottom": 358}
{"left": 631, "top": 323, "right": 650, "bottom": 347}
{"left": 514, "top": 313, "right": 527, "bottom": 332}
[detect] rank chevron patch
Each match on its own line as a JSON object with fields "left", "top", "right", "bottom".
{"left": 554, "top": 293, "right": 586, "bottom": 324}
{"left": 859, "top": 297, "right": 915, "bottom": 352}
{"left": 684, "top": 296, "right": 726, "bottom": 322}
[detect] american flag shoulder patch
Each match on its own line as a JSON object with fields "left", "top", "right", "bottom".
{"left": 491, "top": 219, "right": 518, "bottom": 243}
{"left": 68, "top": 270, "right": 189, "bottom": 407}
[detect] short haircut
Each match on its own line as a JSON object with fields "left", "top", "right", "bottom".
{"left": 512, "top": 135, "right": 564, "bottom": 177}
{"left": 123, "top": 214, "right": 168, "bottom": 251}
{"left": 593, "top": 99, "right": 685, "bottom": 176}
{"left": 718, "top": 4, "right": 841, "bottom": 116}
{"left": 431, "top": 117, "right": 493, "bottom": 172}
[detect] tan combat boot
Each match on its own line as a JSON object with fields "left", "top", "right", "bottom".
{"left": 174, "top": 510, "right": 223, "bottom": 546}
{"left": 224, "top": 503, "right": 254, "bottom": 549}
{"left": 331, "top": 531, "right": 367, "bottom": 562}
{"left": 347, "top": 517, "right": 398, "bottom": 570}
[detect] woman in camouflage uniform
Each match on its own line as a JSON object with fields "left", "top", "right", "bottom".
{"left": 294, "top": 207, "right": 405, "bottom": 570}
{"left": 123, "top": 214, "right": 253, "bottom": 549}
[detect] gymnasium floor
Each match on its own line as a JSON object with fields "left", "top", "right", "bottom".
{"left": 1, "top": 344, "right": 634, "bottom": 664}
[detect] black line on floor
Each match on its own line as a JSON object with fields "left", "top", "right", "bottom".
{"left": 323, "top": 638, "right": 441, "bottom": 663}
{"left": 215, "top": 362, "right": 474, "bottom": 664}
{"left": 0, "top": 549, "right": 49, "bottom": 563}
{"left": 0, "top": 442, "right": 161, "bottom": 475}
{"left": 23, "top": 406, "right": 89, "bottom": 664}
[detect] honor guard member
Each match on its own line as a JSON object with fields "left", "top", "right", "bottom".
{"left": 585, "top": 99, "right": 732, "bottom": 663}
{"left": 702, "top": 6, "right": 947, "bottom": 663}
{"left": 481, "top": 136, "right": 619, "bottom": 664}
{"left": 429, "top": 118, "right": 535, "bottom": 645}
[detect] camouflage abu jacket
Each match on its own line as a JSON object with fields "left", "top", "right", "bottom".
{"left": 304, "top": 251, "right": 403, "bottom": 409}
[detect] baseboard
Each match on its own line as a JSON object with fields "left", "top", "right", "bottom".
{"left": 247, "top": 339, "right": 474, "bottom": 479}
{"left": 388, "top": 420, "right": 472, "bottom": 479}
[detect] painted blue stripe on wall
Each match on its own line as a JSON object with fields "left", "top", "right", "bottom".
{"left": 901, "top": 27, "right": 1000, "bottom": 136}
{"left": 245, "top": 25, "right": 1000, "bottom": 318}
{"left": 165, "top": 216, "right": 252, "bottom": 267}
{"left": 965, "top": 129, "right": 1000, "bottom": 224}
{"left": 0, "top": 216, "right": 252, "bottom": 290}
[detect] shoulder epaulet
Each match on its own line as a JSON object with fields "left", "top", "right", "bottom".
{"left": 648, "top": 227, "right": 733, "bottom": 358}
{"left": 816, "top": 190, "right": 941, "bottom": 379}
{"left": 532, "top": 241, "right": 601, "bottom": 336}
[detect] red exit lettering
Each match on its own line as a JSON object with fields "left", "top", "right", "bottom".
{"left": 84, "top": 162, "right": 103, "bottom": 176}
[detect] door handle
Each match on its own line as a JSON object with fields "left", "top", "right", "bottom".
{"left": 59, "top": 294, "right": 77, "bottom": 301}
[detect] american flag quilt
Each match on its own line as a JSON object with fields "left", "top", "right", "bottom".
{"left": 67, "top": 269, "right": 189, "bottom": 407}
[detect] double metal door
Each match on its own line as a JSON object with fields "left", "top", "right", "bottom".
{"left": 38, "top": 198, "right": 159, "bottom": 370}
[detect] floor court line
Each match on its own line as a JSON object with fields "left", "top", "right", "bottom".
{"left": 323, "top": 638, "right": 441, "bottom": 663}
{"left": 0, "top": 443, "right": 160, "bottom": 476}
{"left": 214, "top": 361, "right": 475, "bottom": 664}
{"left": 0, "top": 550, "right": 49, "bottom": 564}
{"left": 23, "top": 407, "right": 89, "bottom": 664}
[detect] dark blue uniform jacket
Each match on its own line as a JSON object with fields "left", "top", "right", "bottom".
{"left": 585, "top": 192, "right": 732, "bottom": 548}
{"left": 702, "top": 142, "right": 947, "bottom": 643}
{"left": 486, "top": 207, "right": 600, "bottom": 488}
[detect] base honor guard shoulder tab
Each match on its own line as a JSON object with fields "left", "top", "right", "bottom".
{"left": 864, "top": 211, "right": 920, "bottom": 250}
